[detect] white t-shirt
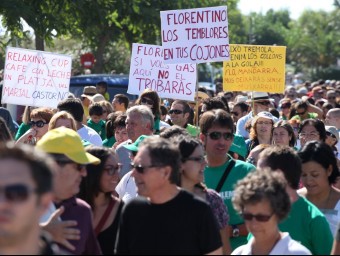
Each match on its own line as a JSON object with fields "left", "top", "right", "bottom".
{"left": 322, "top": 200, "right": 340, "bottom": 236}
{"left": 232, "top": 232, "right": 311, "bottom": 255}
{"left": 115, "top": 171, "right": 138, "bottom": 203}
{"left": 78, "top": 125, "right": 103, "bottom": 146}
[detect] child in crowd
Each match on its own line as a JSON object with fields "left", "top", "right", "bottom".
{"left": 87, "top": 103, "right": 106, "bottom": 140}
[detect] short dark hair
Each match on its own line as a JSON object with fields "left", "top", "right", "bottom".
{"left": 234, "top": 102, "right": 249, "bottom": 113}
{"left": 57, "top": 98, "right": 84, "bottom": 122}
{"left": 299, "top": 118, "right": 327, "bottom": 142}
{"left": 232, "top": 168, "right": 290, "bottom": 221}
{"left": 172, "top": 100, "right": 191, "bottom": 114}
{"left": 295, "top": 101, "right": 308, "bottom": 110}
{"left": 105, "top": 112, "right": 123, "bottom": 138}
{"left": 199, "top": 109, "right": 234, "bottom": 134}
{"left": 113, "top": 114, "right": 127, "bottom": 130}
{"left": 0, "top": 117, "right": 13, "bottom": 142}
{"left": 89, "top": 103, "right": 104, "bottom": 116}
{"left": 159, "top": 125, "right": 190, "bottom": 139}
{"left": 202, "top": 97, "right": 228, "bottom": 112}
{"left": 0, "top": 142, "right": 54, "bottom": 194}
{"left": 114, "top": 94, "right": 129, "bottom": 110}
{"left": 78, "top": 146, "right": 115, "bottom": 209}
{"left": 259, "top": 145, "right": 302, "bottom": 189}
{"left": 299, "top": 141, "right": 339, "bottom": 184}
{"left": 140, "top": 137, "right": 180, "bottom": 184}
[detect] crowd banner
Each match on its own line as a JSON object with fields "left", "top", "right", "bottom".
{"left": 223, "top": 44, "right": 286, "bottom": 93}
{"left": 160, "top": 6, "right": 230, "bottom": 64}
{"left": 128, "top": 43, "right": 197, "bottom": 101}
{"left": 1, "top": 47, "right": 72, "bottom": 108}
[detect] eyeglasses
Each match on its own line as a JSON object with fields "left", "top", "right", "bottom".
{"left": 29, "top": 120, "right": 48, "bottom": 128}
{"left": 246, "top": 157, "right": 255, "bottom": 165}
{"left": 169, "top": 109, "right": 183, "bottom": 115}
{"left": 103, "top": 164, "right": 122, "bottom": 176}
{"left": 206, "top": 131, "right": 234, "bottom": 141}
{"left": 0, "top": 184, "right": 37, "bottom": 203}
{"left": 231, "top": 112, "right": 239, "bottom": 117}
{"left": 141, "top": 98, "right": 154, "bottom": 106}
{"left": 56, "top": 160, "right": 86, "bottom": 171}
{"left": 183, "top": 156, "right": 206, "bottom": 163}
{"left": 256, "top": 101, "right": 271, "bottom": 106}
{"left": 299, "top": 132, "right": 319, "bottom": 139}
{"left": 242, "top": 212, "right": 274, "bottom": 222}
{"left": 130, "top": 163, "right": 164, "bottom": 174}
{"left": 257, "top": 121, "right": 272, "bottom": 126}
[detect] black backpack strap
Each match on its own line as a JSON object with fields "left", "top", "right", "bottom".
{"left": 215, "top": 159, "right": 236, "bottom": 193}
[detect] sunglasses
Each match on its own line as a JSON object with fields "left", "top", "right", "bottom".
{"left": 231, "top": 112, "right": 239, "bottom": 117}
{"left": 56, "top": 160, "right": 86, "bottom": 171}
{"left": 103, "top": 164, "right": 122, "bottom": 176}
{"left": 0, "top": 184, "right": 37, "bottom": 203}
{"left": 130, "top": 163, "right": 163, "bottom": 174}
{"left": 141, "top": 98, "right": 154, "bottom": 106}
{"left": 206, "top": 131, "right": 234, "bottom": 141}
{"left": 281, "top": 104, "right": 291, "bottom": 109}
{"left": 183, "top": 156, "right": 206, "bottom": 163}
{"left": 256, "top": 101, "right": 271, "bottom": 106}
{"left": 326, "top": 131, "right": 337, "bottom": 140}
{"left": 169, "top": 109, "right": 183, "bottom": 115}
{"left": 29, "top": 120, "right": 48, "bottom": 128}
{"left": 242, "top": 212, "right": 274, "bottom": 222}
{"left": 297, "top": 111, "right": 306, "bottom": 116}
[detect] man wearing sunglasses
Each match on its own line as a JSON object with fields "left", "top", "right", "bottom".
{"left": 115, "top": 137, "right": 222, "bottom": 254}
{"left": 236, "top": 92, "right": 272, "bottom": 139}
{"left": 256, "top": 146, "right": 333, "bottom": 255}
{"left": 37, "top": 127, "right": 102, "bottom": 255}
{"left": 169, "top": 100, "right": 199, "bottom": 137}
{"left": 199, "top": 109, "right": 255, "bottom": 250}
{"left": 0, "top": 142, "right": 61, "bottom": 254}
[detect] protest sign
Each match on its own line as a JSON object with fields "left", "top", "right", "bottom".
{"left": 160, "top": 6, "right": 229, "bottom": 64}
{"left": 2, "top": 47, "right": 72, "bottom": 108}
{"left": 128, "top": 43, "right": 197, "bottom": 101}
{"left": 223, "top": 44, "right": 286, "bottom": 93}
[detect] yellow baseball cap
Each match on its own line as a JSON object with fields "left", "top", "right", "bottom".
{"left": 36, "top": 127, "right": 100, "bottom": 165}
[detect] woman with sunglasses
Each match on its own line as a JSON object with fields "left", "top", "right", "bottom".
{"left": 174, "top": 135, "right": 231, "bottom": 255}
{"left": 135, "top": 89, "right": 163, "bottom": 134}
{"left": 232, "top": 168, "right": 311, "bottom": 255}
{"left": 298, "top": 141, "right": 340, "bottom": 236}
{"left": 78, "top": 146, "right": 123, "bottom": 255}
{"left": 279, "top": 100, "right": 291, "bottom": 121}
{"left": 16, "top": 107, "right": 54, "bottom": 145}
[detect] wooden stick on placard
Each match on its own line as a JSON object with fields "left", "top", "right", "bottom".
{"left": 195, "top": 64, "right": 200, "bottom": 138}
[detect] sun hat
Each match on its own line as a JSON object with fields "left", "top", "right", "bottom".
{"left": 325, "top": 126, "right": 339, "bottom": 141}
{"left": 251, "top": 111, "right": 278, "bottom": 126}
{"left": 81, "top": 86, "right": 97, "bottom": 97}
{"left": 91, "top": 93, "right": 105, "bottom": 103}
{"left": 124, "top": 135, "right": 151, "bottom": 152}
{"left": 246, "top": 92, "right": 270, "bottom": 103}
{"left": 36, "top": 127, "right": 100, "bottom": 165}
{"left": 229, "top": 134, "right": 247, "bottom": 158}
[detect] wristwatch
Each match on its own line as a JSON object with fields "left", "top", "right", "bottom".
{"left": 232, "top": 225, "right": 240, "bottom": 237}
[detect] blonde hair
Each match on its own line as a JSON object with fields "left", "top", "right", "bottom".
{"left": 48, "top": 111, "right": 77, "bottom": 131}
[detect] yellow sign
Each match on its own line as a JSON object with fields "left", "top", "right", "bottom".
{"left": 223, "top": 44, "right": 286, "bottom": 93}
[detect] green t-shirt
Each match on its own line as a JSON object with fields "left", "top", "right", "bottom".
{"left": 247, "top": 196, "right": 333, "bottom": 255}
{"left": 204, "top": 156, "right": 255, "bottom": 250}
{"left": 87, "top": 119, "right": 106, "bottom": 140}
{"left": 102, "top": 136, "right": 116, "bottom": 148}
{"left": 291, "top": 112, "right": 318, "bottom": 121}
{"left": 15, "top": 123, "right": 30, "bottom": 141}
{"left": 186, "top": 124, "right": 200, "bottom": 137}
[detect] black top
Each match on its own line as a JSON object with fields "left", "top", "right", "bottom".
{"left": 115, "top": 189, "right": 222, "bottom": 255}
{"left": 97, "top": 200, "right": 124, "bottom": 255}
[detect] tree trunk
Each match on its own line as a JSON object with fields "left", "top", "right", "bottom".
{"left": 35, "top": 35, "right": 45, "bottom": 51}
{"left": 94, "top": 32, "right": 111, "bottom": 74}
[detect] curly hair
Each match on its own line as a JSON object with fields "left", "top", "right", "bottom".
{"left": 232, "top": 168, "right": 291, "bottom": 221}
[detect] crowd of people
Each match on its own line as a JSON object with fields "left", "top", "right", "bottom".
{"left": 0, "top": 77, "right": 340, "bottom": 254}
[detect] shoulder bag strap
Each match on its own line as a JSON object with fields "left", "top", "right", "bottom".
{"left": 215, "top": 159, "right": 236, "bottom": 193}
{"left": 94, "top": 199, "right": 116, "bottom": 236}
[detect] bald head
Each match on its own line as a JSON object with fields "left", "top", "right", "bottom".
{"left": 326, "top": 108, "right": 340, "bottom": 129}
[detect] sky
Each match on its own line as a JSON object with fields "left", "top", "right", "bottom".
{"left": 237, "top": 0, "right": 336, "bottom": 19}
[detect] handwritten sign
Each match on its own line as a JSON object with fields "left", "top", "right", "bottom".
{"left": 223, "top": 44, "right": 286, "bottom": 93}
{"left": 2, "top": 47, "right": 72, "bottom": 108}
{"left": 160, "top": 6, "right": 229, "bottom": 64}
{"left": 128, "top": 43, "right": 197, "bottom": 101}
